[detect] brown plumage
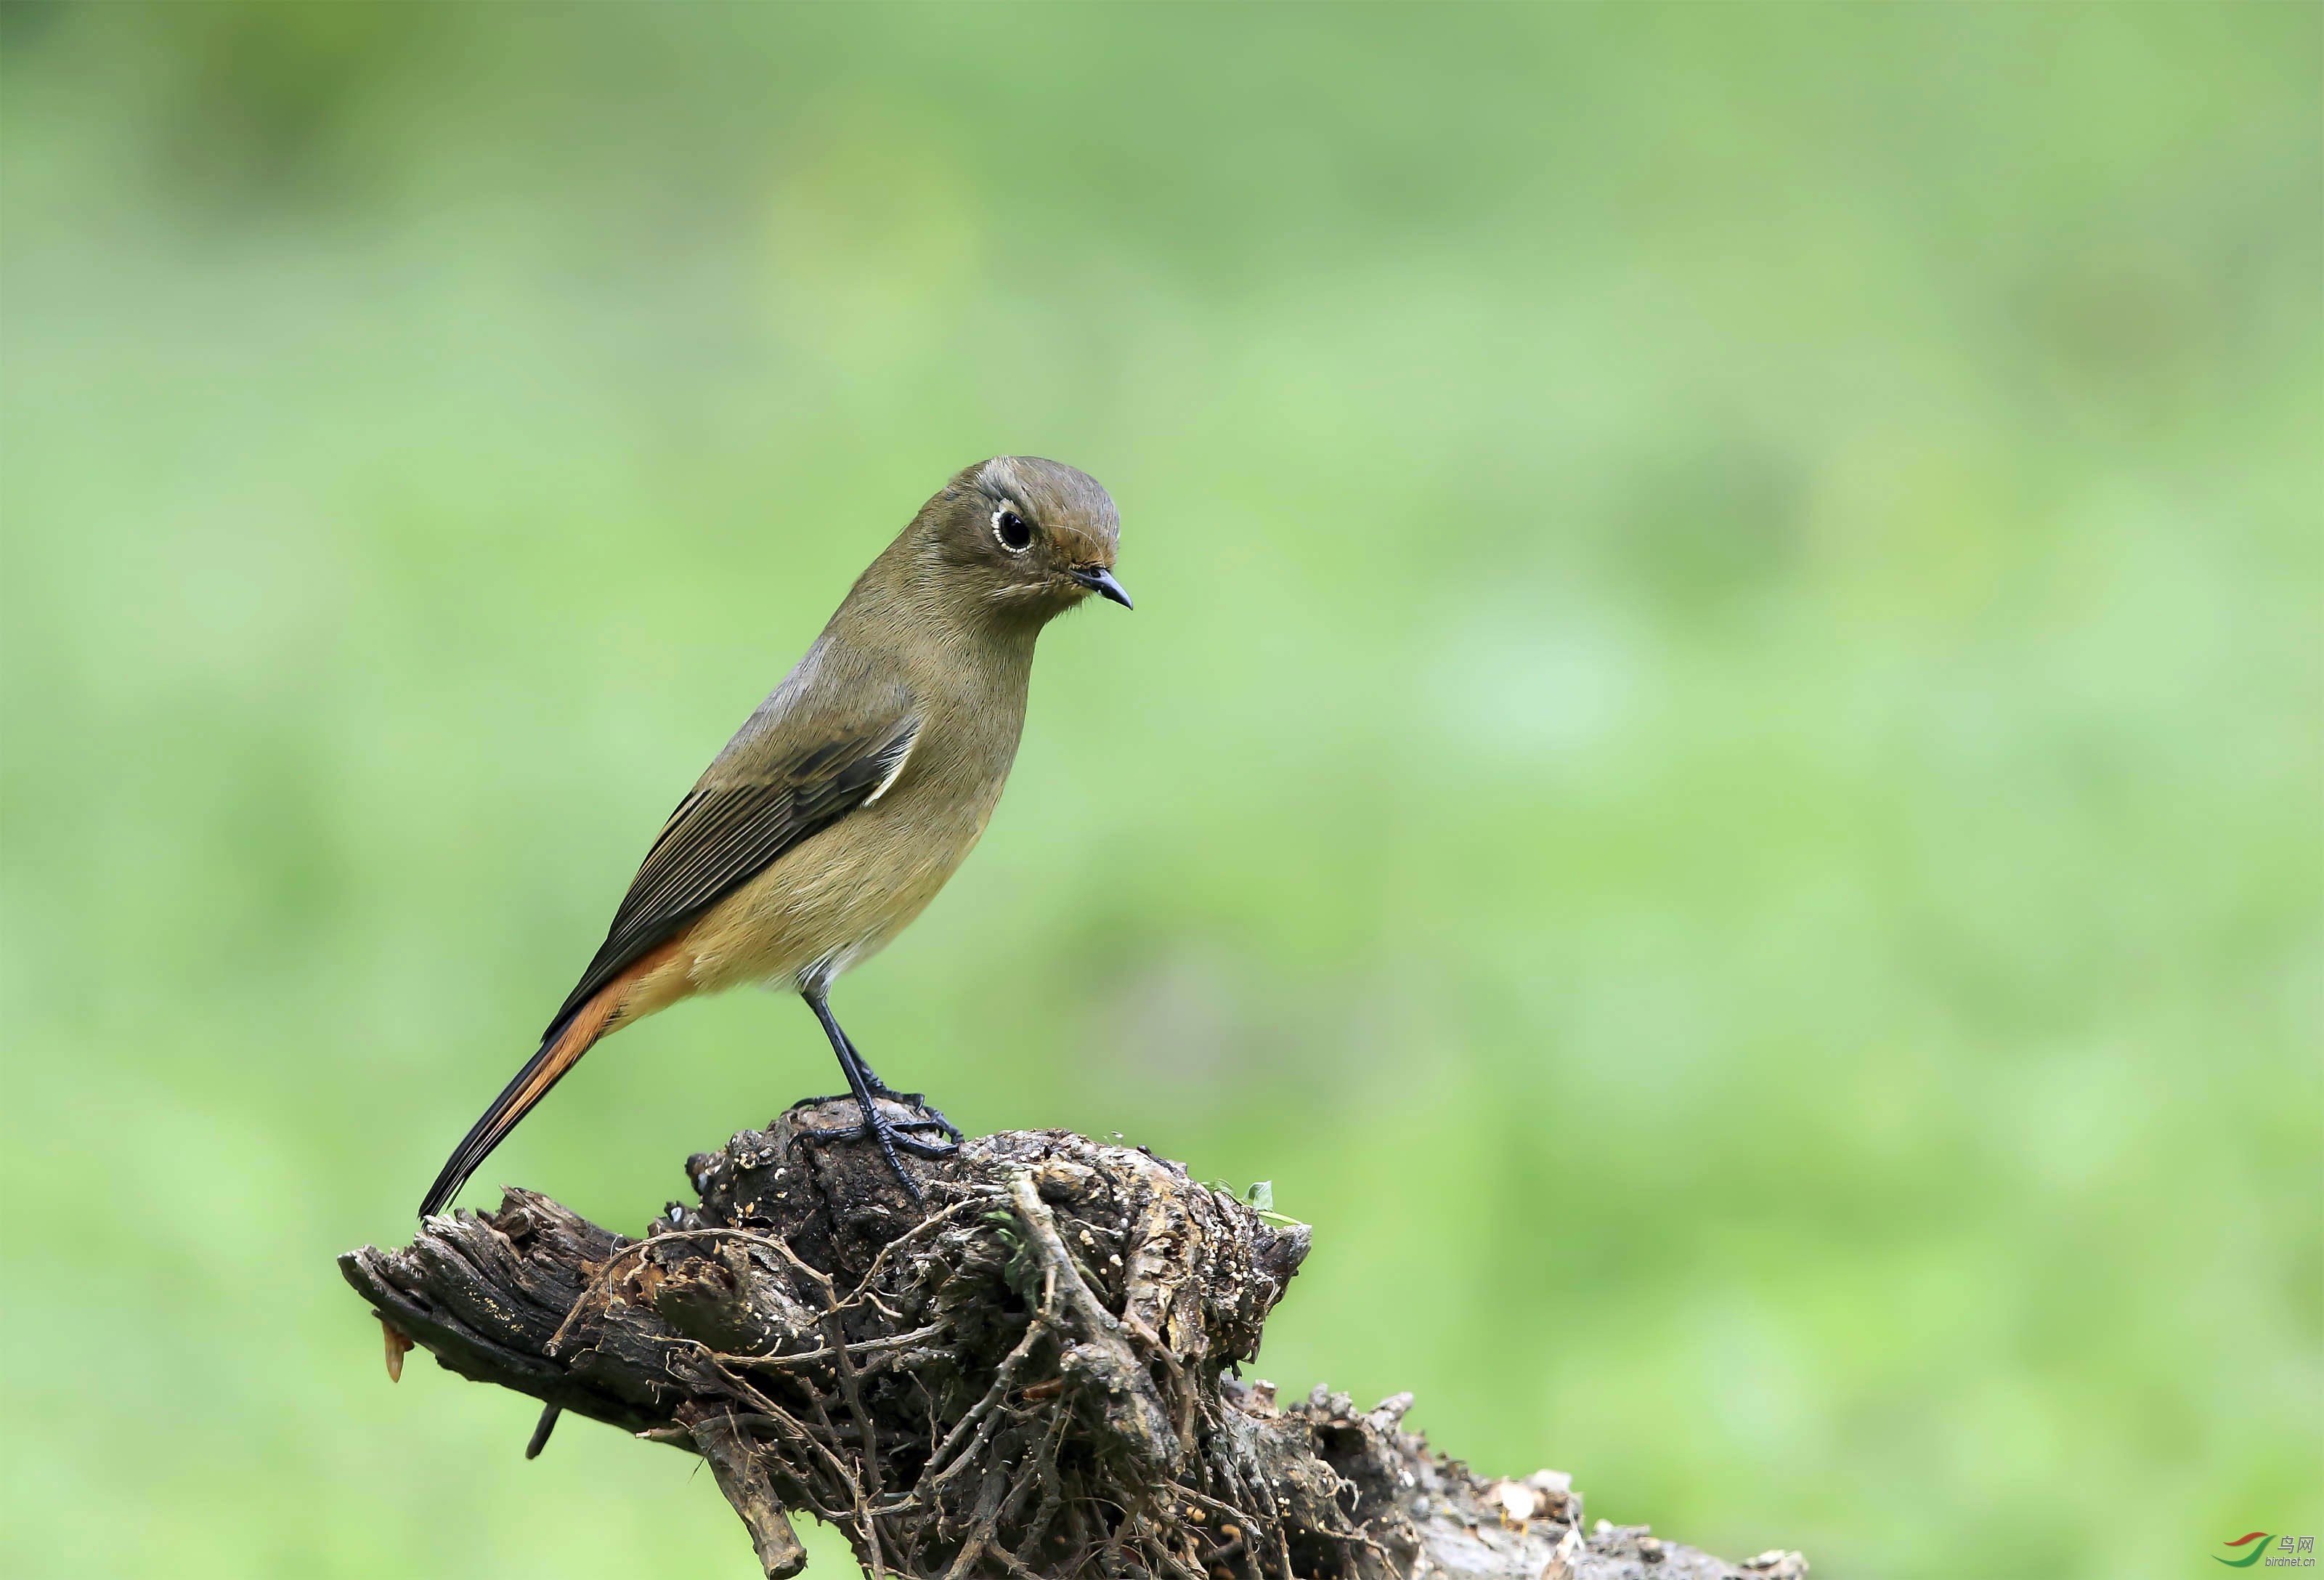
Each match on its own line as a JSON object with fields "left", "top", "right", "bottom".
{"left": 419, "top": 457, "right": 1128, "bottom": 1215}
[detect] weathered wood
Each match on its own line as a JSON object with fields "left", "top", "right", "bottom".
{"left": 341, "top": 1096, "right": 1806, "bottom": 1580}
{"left": 687, "top": 1401, "right": 813, "bottom": 1579}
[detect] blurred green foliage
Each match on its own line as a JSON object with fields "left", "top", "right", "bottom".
{"left": 3, "top": 6, "right": 2317, "bottom": 1578}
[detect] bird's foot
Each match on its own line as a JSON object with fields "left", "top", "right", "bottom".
{"left": 789, "top": 1092, "right": 957, "bottom": 1139}
{"left": 790, "top": 1094, "right": 959, "bottom": 1200}
{"left": 853, "top": 1080, "right": 965, "bottom": 1143}
{"left": 831, "top": 1055, "right": 968, "bottom": 1144}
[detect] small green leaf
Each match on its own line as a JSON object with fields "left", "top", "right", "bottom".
{"left": 1245, "top": 1180, "right": 1274, "bottom": 1211}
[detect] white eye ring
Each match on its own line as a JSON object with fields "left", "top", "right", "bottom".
{"left": 991, "top": 506, "right": 1033, "bottom": 554}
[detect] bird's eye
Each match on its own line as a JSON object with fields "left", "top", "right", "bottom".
{"left": 991, "top": 507, "right": 1033, "bottom": 554}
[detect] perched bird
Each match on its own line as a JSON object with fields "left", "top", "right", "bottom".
{"left": 418, "top": 457, "right": 1129, "bottom": 1215}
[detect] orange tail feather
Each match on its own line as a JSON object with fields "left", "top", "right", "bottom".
{"left": 416, "top": 943, "right": 674, "bottom": 1217}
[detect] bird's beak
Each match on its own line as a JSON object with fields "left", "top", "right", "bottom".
{"left": 1071, "top": 567, "right": 1134, "bottom": 609}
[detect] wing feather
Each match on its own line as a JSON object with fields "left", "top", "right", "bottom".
{"left": 541, "top": 710, "right": 919, "bottom": 1037}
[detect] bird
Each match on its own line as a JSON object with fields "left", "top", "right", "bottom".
{"left": 418, "top": 456, "right": 1129, "bottom": 1216}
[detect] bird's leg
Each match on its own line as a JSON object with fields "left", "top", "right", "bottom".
{"left": 792, "top": 986, "right": 965, "bottom": 1143}
{"left": 840, "top": 1044, "right": 966, "bottom": 1145}
{"left": 790, "top": 1028, "right": 963, "bottom": 1141}
{"left": 797, "top": 989, "right": 957, "bottom": 1196}
{"left": 834, "top": 1038, "right": 961, "bottom": 1142}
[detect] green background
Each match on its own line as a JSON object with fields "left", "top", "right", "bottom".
{"left": 4, "top": 6, "right": 2317, "bottom": 1577}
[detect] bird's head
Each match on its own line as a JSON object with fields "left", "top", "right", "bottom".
{"left": 917, "top": 456, "right": 1130, "bottom": 622}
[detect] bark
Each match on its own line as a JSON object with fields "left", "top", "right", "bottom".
{"left": 341, "top": 1096, "right": 1808, "bottom": 1580}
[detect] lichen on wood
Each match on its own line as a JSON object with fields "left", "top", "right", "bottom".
{"left": 341, "top": 1096, "right": 1805, "bottom": 1580}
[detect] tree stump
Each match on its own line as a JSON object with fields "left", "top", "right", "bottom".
{"left": 341, "top": 1096, "right": 1808, "bottom": 1580}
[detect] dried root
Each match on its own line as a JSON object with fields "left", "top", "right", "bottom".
{"left": 342, "top": 1098, "right": 1804, "bottom": 1580}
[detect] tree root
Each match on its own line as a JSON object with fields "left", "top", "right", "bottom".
{"left": 341, "top": 1097, "right": 1806, "bottom": 1580}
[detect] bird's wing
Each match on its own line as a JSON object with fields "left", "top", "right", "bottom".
{"left": 541, "top": 706, "right": 920, "bottom": 1038}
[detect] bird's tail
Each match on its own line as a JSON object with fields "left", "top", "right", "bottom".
{"left": 417, "top": 984, "right": 627, "bottom": 1218}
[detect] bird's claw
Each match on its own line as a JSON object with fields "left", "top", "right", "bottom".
{"left": 791, "top": 1093, "right": 958, "bottom": 1138}
{"left": 792, "top": 1094, "right": 960, "bottom": 1199}
{"left": 857, "top": 1085, "right": 965, "bottom": 1143}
